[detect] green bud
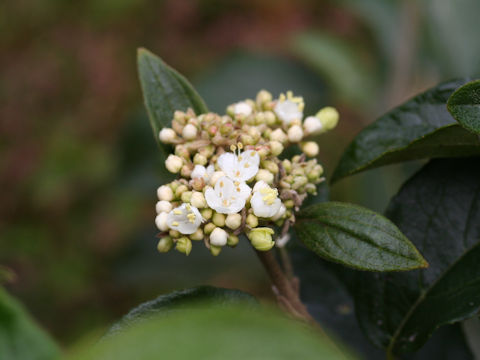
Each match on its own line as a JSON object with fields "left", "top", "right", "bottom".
{"left": 157, "top": 236, "right": 173, "bottom": 253}
{"left": 269, "top": 141, "right": 284, "bottom": 156}
{"left": 264, "top": 111, "right": 276, "bottom": 125}
{"left": 292, "top": 176, "right": 308, "bottom": 190}
{"left": 262, "top": 160, "right": 279, "bottom": 174}
{"left": 248, "top": 227, "right": 275, "bottom": 251}
{"left": 316, "top": 106, "right": 339, "bottom": 130}
{"left": 246, "top": 214, "right": 258, "bottom": 228}
{"left": 181, "top": 191, "right": 192, "bottom": 203}
{"left": 284, "top": 200, "right": 295, "bottom": 209}
{"left": 210, "top": 245, "right": 222, "bottom": 256}
{"left": 256, "top": 90, "right": 272, "bottom": 106}
{"left": 227, "top": 234, "right": 239, "bottom": 247}
{"left": 193, "top": 153, "right": 207, "bottom": 165}
{"left": 175, "top": 185, "right": 188, "bottom": 198}
{"left": 201, "top": 208, "right": 213, "bottom": 220}
{"left": 189, "top": 228, "right": 204, "bottom": 241}
{"left": 169, "top": 229, "right": 181, "bottom": 238}
{"left": 282, "top": 159, "right": 292, "bottom": 172}
{"left": 212, "top": 212, "right": 226, "bottom": 227}
{"left": 175, "top": 237, "right": 192, "bottom": 256}
{"left": 204, "top": 222, "right": 216, "bottom": 235}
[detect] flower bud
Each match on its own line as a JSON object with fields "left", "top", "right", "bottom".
{"left": 175, "top": 145, "right": 190, "bottom": 159}
{"left": 204, "top": 222, "right": 216, "bottom": 235}
{"left": 254, "top": 112, "right": 265, "bottom": 125}
{"left": 181, "top": 191, "right": 192, "bottom": 203}
{"left": 175, "top": 184, "right": 189, "bottom": 198}
{"left": 210, "top": 245, "right": 222, "bottom": 256}
{"left": 232, "top": 102, "right": 253, "bottom": 117}
{"left": 303, "top": 116, "right": 323, "bottom": 135}
{"left": 189, "top": 228, "right": 204, "bottom": 241}
{"left": 191, "top": 177, "right": 205, "bottom": 191}
{"left": 256, "top": 90, "right": 273, "bottom": 106}
{"left": 225, "top": 213, "right": 242, "bottom": 230}
{"left": 248, "top": 227, "right": 275, "bottom": 251}
{"left": 270, "top": 128, "right": 287, "bottom": 143}
{"left": 284, "top": 199, "right": 294, "bottom": 209}
{"left": 262, "top": 160, "right": 279, "bottom": 174}
{"left": 301, "top": 141, "right": 319, "bottom": 157}
{"left": 316, "top": 106, "right": 339, "bottom": 131}
{"left": 264, "top": 111, "right": 276, "bottom": 125}
{"left": 288, "top": 125, "right": 304, "bottom": 143}
{"left": 256, "top": 169, "right": 274, "bottom": 184}
{"left": 155, "top": 212, "right": 169, "bottom": 231}
{"left": 165, "top": 155, "right": 183, "bottom": 173}
{"left": 201, "top": 208, "right": 213, "bottom": 221}
{"left": 193, "top": 153, "right": 207, "bottom": 166}
{"left": 227, "top": 234, "right": 239, "bottom": 247}
{"left": 210, "top": 227, "right": 228, "bottom": 246}
{"left": 248, "top": 127, "right": 261, "bottom": 140}
{"left": 269, "top": 141, "right": 284, "bottom": 156}
{"left": 157, "top": 236, "right": 173, "bottom": 252}
{"left": 182, "top": 124, "right": 198, "bottom": 140}
{"left": 175, "top": 237, "right": 192, "bottom": 255}
{"left": 169, "top": 229, "right": 181, "bottom": 238}
{"left": 190, "top": 191, "right": 207, "bottom": 208}
{"left": 292, "top": 176, "right": 308, "bottom": 190}
{"left": 307, "top": 165, "right": 324, "bottom": 181}
{"left": 159, "top": 128, "right": 176, "bottom": 143}
{"left": 157, "top": 185, "right": 174, "bottom": 201}
{"left": 156, "top": 200, "right": 172, "bottom": 214}
{"left": 212, "top": 212, "right": 226, "bottom": 227}
{"left": 174, "top": 110, "right": 186, "bottom": 123}
{"left": 180, "top": 164, "right": 193, "bottom": 178}
{"left": 246, "top": 213, "right": 258, "bottom": 228}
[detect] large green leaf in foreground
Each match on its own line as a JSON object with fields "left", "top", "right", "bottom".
{"left": 332, "top": 78, "right": 480, "bottom": 183}
{"left": 355, "top": 158, "right": 480, "bottom": 356}
{"left": 73, "top": 306, "right": 354, "bottom": 360}
{"left": 294, "top": 202, "right": 427, "bottom": 271}
{"left": 0, "top": 287, "right": 60, "bottom": 360}
{"left": 137, "top": 48, "right": 208, "bottom": 146}
{"left": 448, "top": 79, "right": 480, "bottom": 134}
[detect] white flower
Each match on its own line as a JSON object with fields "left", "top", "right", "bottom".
{"left": 165, "top": 155, "right": 183, "bottom": 173}
{"left": 274, "top": 92, "right": 304, "bottom": 125}
{"left": 191, "top": 164, "right": 214, "bottom": 182}
{"left": 218, "top": 149, "right": 260, "bottom": 182}
{"left": 233, "top": 102, "right": 253, "bottom": 116}
{"left": 182, "top": 124, "right": 198, "bottom": 140}
{"left": 210, "top": 227, "right": 228, "bottom": 246}
{"left": 271, "top": 203, "right": 286, "bottom": 221}
{"left": 156, "top": 200, "right": 172, "bottom": 214}
{"left": 155, "top": 212, "right": 169, "bottom": 231}
{"left": 288, "top": 125, "right": 304, "bottom": 143}
{"left": 251, "top": 181, "right": 282, "bottom": 218}
{"left": 157, "top": 185, "right": 173, "bottom": 201}
{"left": 205, "top": 176, "right": 251, "bottom": 214}
{"left": 159, "top": 128, "right": 176, "bottom": 143}
{"left": 166, "top": 203, "right": 203, "bottom": 235}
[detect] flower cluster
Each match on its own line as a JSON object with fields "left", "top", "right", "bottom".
{"left": 155, "top": 90, "right": 338, "bottom": 256}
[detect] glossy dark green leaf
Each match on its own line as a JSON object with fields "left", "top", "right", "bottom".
{"left": 447, "top": 79, "right": 480, "bottom": 134}
{"left": 294, "top": 202, "right": 427, "bottom": 271}
{"left": 137, "top": 48, "right": 208, "bottom": 146}
{"left": 0, "top": 287, "right": 60, "bottom": 360}
{"left": 355, "top": 158, "right": 480, "bottom": 356}
{"left": 332, "top": 78, "right": 480, "bottom": 183}
{"left": 106, "top": 286, "right": 256, "bottom": 336}
{"left": 73, "top": 306, "right": 354, "bottom": 360}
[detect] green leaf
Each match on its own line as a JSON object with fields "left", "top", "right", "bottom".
{"left": 72, "top": 306, "right": 354, "bottom": 360}
{"left": 137, "top": 48, "right": 208, "bottom": 146}
{"left": 0, "top": 287, "right": 60, "bottom": 360}
{"left": 448, "top": 79, "right": 480, "bottom": 134}
{"left": 106, "top": 286, "right": 256, "bottom": 336}
{"left": 332, "top": 78, "right": 480, "bottom": 183}
{"left": 294, "top": 202, "right": 427, "bottom": 271}
{"left": 354, "top": 158, "right": 480, "bottom": 355}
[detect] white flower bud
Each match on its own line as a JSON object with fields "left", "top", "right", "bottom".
{"left": 317, "top": 106, "right": 339, "bottom": 130}
{"left": 210, "top": 227, "right": 228, "bottom": 246}
{"left": 159, "top": 128, "right": 176, "bottom": 143}
{"left": 288, "top": 125, "right": 304, "bottom": 143}
{"left": 225, "top": 213, "right": 242, "bottom": 230}
{"left": 155, "top": 212, "right": 169, "bottom": 231}
{"left": 182, "top": 124, "right": 198, "bottom": 140}
{"left": 156, "top": 200, "right": 172, "bottom": 214}
{"left": 190, "top": 191, "right": 207, "bottom": 208}
{"left": 270, "top": 128, "right": 288, "bottom": 143}
{"left": 301, "top": 141, "right": 319, "bottom": 157}
{"left": 209, "top": 171, "right": 225, "bottom": 186}
{"left": 157, "top": 185, "right": 174, "bottom": 201}
{"left": 303, "top": 116, "right": 323, "bottom": 135}
{"left": 269, "top": 141, "right": 284, "bottom": 156}
{"left": 233, "top": 102, "right": 253, "bottom": 116}
{"left": 165, "top": 155, "right": 183, "bottom": 173}
{"left": 256, "top": 169, "right": 274, "bottom": 184}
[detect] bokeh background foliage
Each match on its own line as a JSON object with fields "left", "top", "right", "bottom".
{"left": 1, "top": 0, "right": 480, "bottom": 352}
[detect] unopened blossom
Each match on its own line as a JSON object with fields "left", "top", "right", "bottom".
{"left": 210, "top": 227, "right": 228, "bottom": 246}
{"left": 155, "top": 212, "right": 169, "bottom": 231}
{"left": 156, "top": 200, "right": 172, "bottom": 214}
{"left": 157, "top": 185, "right": 173, "bottom": 201}
{"left": 248, "top": 227, "right": 275, "bottom": 251}
{"left": 205, "top": 176, "right": 251, "bottom": 214}
{"left": 166, "top": 203, "right": 203, "bottom": 235}
{"left": 159, "top": 128, "right": 176, "bottom": 143}
{"left": 165, "top": 155, "right": 183, "bottom": 173}
{"left": 218, "top": 147, "right": 260, "bottom": 183}
{"left": 251, "top": 181, "right": 282, "bottom": 218}
{"left": 233, "top": 102, "right": 253, "bottom": 116}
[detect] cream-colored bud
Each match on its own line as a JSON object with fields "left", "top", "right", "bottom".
{"left": 201, "top": 208, "right": 213, "bottom": 220}
{"left": 254, "top": 112, "right": 265, "bottom": 125}
{"left": 212, "top": 212, "right": 226, "bottom": 227}
{"left": 307, "top": 164, "right": 324, "bottom": 181}
{"left": 157, "top": 185, "right": 174, "bottom": 201}
{"left": 165, "top": 155, "right": 183, "bottom": 173}
{"left": 209, "top": 171, "right": 225, "bottom": 186}
{"left": 225, "top": 213, "right": 242, "bottom": 230}
{"left": 262, "top": 160, "right": 279, "bottom": 174}
{"left": 155, "top": 212, "right": 169, "bottom": 232}
{"left": 256, "top": 169, "right": 274, "bottom": 184}
{"left": 210, "top": 227, "right": 228, "bottom": 246}
{"left": 193, "top": 153, "right": 207, "bottom": 166}
{"left": 264, "top": 111, "right": 276, "bottom": 125}
{"left": 159, "top": 128, "right": 176, "bottom": 143}
{"left": 181, "top": 191, "right": 192, "bottom": 203}
{"left": 246, "top": 213, "right": 259, "bottom": 228}
{"left": 227, "top": 234, "right": 239, "bottom": 247}
{"left": 191, "top": 177, "right": 205, "bottom": 191}
{"left": 157, "top": 236, "right": 173, "bottom": 253}
{"left": 270, "top": 128, "right": 287, "bottom": 143}
{"left": 174, "top": 110, "right": 185, "bottom": 122}
{"left": 204, "top": 222, "right": 216, "bottom": 235}
{"left": 175, "top": 237, "right": 192, "bottom": 256}
{"left": 156, "top": 200, "right": 172, "bottom": 214}
{"left": 303, "top": 116, "right": 323, "bottom": 135}
{"left": 288, "top": 125, "right": 304, "bottom": 143}
{"left": 180, "top": 164, "right": 193, "bottom": 178}
{"left": 317, "top": 106, "right": 339, "bottom": 130}
{"left": 210, "top": 245, "right": 222, "bottom": 256}
{"left": 189, "top": 228, "right": 204, "bottom": 241}
{"left": 248, "top": 126, "right": 261, "bottom": 140}
{"left": 301, "top": 141, "right": 319, "bottom": 157}
{"left": 175, "top": 184, "right": 188, "bottom": 199}
{"left": 182, "top": 124, "right": 198, "bottom": 140}
{"left": 269, "top": 141, "right": 284, "bottom": 156}
{"left": 190, "top": 191, "right": 206, "bottom": 208}
{"left": 281, "top": 159, "right": 292, "bottom": 172}
{"left": 175, "top": 145, "right": 190, "bottom": 159}
{"left": 248, "top": 227, "right": 275, "bottom": 251}
{"left": 256, "top": 90, "right": 272, "bottom": 106}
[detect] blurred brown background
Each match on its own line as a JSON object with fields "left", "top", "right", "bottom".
{"left": 1, "top": 0, "right": 479, "bottom": 346}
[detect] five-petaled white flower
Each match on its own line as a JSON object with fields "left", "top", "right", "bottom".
{"left": 218, "top": 147, "right": 260, "bottom": 183}
{"left": 205, "top": 176, "right": 251, "bottom": 214}
{"left": 274, "top": 91, "right": 304, "bottom": 125}
{"left": 191, "top": 164, "right": 215, "bottom": 182}
{"left": 167, "top": 203, "right": 203, "bottom": 234}
{"left": 251, "top": 181, "right": 282, "bottom": 218}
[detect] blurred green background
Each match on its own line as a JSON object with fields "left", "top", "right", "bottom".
{"left": 1, "top": 0, "right": 479, "bottom": 347}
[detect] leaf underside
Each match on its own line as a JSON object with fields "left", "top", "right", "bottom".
{"left": 447, "top": 79, "right": 480, "bottom": 134}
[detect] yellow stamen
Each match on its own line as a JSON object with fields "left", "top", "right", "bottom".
{"left": 260, "top": 187, "right": 278, "bottom": 205}
{"left": 237, "top": 142, "right": 243, "bottom": 149}
{"left": 230, "top": 144, "right": 237, "bottom": 152}
{"left": 235, "top": 170, "right": 240, "bottom": 177}
{"left": 173, "top": 210, "right": 182, "bottom": 215}
{"left": 220, "top": 181, "right": 224, "bottom": 187}
{"left": 172, "top": 221, "right": 179, "bottom": 227}
{"left": 244, "top": 163, "right": 250, "bottom": 168}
